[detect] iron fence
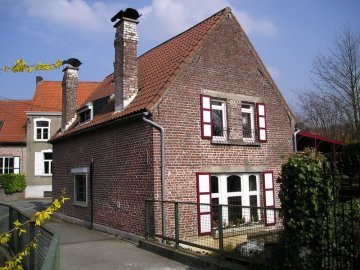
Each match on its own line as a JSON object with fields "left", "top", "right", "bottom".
{"left": 144, "top": 200, "right": 282, "bottom": 262}
{"left": 0, "top": 203, "right": 60, "bottom": 270}
{"left": 320, "top": 154, "right": 360, "bottom": 269}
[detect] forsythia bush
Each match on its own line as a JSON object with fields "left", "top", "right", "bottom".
{"left": 0, "top": 192, "right": 69, "bottom": 270}
{"left": 0, "top": 59, "right": 62, "bottom": 73}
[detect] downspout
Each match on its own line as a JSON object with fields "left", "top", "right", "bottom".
{"left": 90, "top": 158, "right": 94, "bottom": 229}
{"left": 294, "top": 129, "right": 301, "bottom": 152}
{"left": 142, "top": 112, "right": 166, "bottom": 240}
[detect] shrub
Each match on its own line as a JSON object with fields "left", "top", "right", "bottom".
{"left": 277, "top": 149, "right": 333, "bottom": 269}
{"left": 0, "top": 174, "right": 26, "bottom": 194}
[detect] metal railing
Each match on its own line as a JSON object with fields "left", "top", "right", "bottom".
{"left": 144, "top": 200, "right": 282, "bottom": 262}
{"left": 211, "top": 128, "right": 260, "bottom": 145}
{"left": 0, "top": 203, "right": 60, "bottom": 270}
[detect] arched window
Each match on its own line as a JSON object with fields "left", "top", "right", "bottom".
{"left": 249, "top": 175, "right": 257, "bottom": 191}
{"left": 227, "top": 175, "right": 241, "bottom": 192}
{"left": 211, "top": 176, "right": 219, "bottom": 193}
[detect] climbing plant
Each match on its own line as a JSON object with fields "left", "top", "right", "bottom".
{"left": 277, "top": 149, "right": 333, "bottom": 269}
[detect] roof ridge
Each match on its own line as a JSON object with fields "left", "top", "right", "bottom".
{"left": 138, "top": 7, "right": 230, "bottom": 60}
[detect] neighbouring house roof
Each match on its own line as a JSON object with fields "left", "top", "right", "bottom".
{"left": 52, "top": 6, "right": 296, "bottom": 141}
{"left": 30, "top": 81, "right": 100, "bottom": 112}
{"left": 0, "top": 100, "right": 31, "bottom": 144}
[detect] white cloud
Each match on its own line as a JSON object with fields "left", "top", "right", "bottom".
{"left": 139, "top": 0, "right": 278, "bottom": 42}
{"left": 18, "top": 0, "right": 124, "bottom": 34}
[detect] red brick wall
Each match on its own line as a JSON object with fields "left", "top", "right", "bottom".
{"left": 52, "top": 120, "right": 154, "bottom": 236}
{"left": 149, "top": 13, "right": 294, "bottom": 216}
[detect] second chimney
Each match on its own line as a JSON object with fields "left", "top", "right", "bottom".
{"left": 61, "top": 66, "right": 78, "bottom": 131}
{"left": 113, "top": 8, "right": 140, "bottom": 112}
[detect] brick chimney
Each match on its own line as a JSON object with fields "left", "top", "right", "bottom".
{"left": 61, "top": 66, "right": 78, "bottom": 131}
{"left": 112, "top": 8, "right": 140, "bottom": 112}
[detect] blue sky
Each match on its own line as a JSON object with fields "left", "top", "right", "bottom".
{"left": 0, "top": 0, "right": 359, "bottom": 110}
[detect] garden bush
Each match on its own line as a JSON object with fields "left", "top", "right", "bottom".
{"left": 0, "top": 174, "right": 26, "bottom": 194}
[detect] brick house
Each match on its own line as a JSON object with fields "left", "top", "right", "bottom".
{"left": 51, "top": 7, "right": 297, "bottom": 238}
{"left": 0, "top": 77, "right": 98, "bottom": 198}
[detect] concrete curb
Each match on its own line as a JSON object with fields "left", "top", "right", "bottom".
{"left": 139, "top": 240, "right": 250, "bottom": 270}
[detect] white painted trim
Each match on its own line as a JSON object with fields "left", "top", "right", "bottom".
{"left": 27, "top": 112, "right": 61, "bottom": 116}
{"left": 72, "top": 167, "right": 89, "bottom": 207}
{"left": 33, "top": 117, "right": 51, "bottom": 142}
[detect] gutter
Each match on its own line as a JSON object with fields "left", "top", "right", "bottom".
{"left": 293, "top": 129, "right": 301, "bottom": 152}
{"left": 142, "top": 112, "right": 166, "bottom": 241}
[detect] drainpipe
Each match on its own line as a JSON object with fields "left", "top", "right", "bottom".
{"left": 142, "top": 112, "right": 166, "bottom": 240}
{"left": 90, "top": 158, "right": 94, "bottom": 229}
{"left": 294, "top": 129, "right": 301, "bottom": 152}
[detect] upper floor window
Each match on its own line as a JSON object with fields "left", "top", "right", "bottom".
{"left": 0, "top": 156, "right": 20, "bottom": 174}
{"left": 241, "top": 104, "right": 255, "bottom": 142}
{"left": 43, "top": 152, "right": 53, "bottom": 175}
{"left": 212, "top": 100, "right": 227, "bottom": 140}
{"left": 34, "top": 118, "right": 51, "bottom": 141}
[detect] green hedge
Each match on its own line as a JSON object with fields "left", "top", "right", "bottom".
{"left": 0, "top": 174, "right": 26, "bottom": 194}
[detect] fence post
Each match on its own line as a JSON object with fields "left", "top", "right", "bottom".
{"left": 8, "top": 207, "right": 14, "bottom": 251}
{"left": 174, "top": 202, "right": 179, "bottom": 249}
{"left": 29, "top": 222, "right": 35, "bottom": 270}
{"left": 218, "top": 205, "right": 224, "bottom": 255}
{"left": 16, "top": 211, "right": 22, "bottom": 254}
{"left": 144, "top": 200, "right": 149, "bottom": 239}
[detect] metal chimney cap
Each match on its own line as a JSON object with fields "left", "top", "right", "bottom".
{"left": 111, "top": 8, "right": 141, "bottom": 23}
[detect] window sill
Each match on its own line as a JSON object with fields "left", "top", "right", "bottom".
{"left": 211, "top": 139, "right": 260, "bottom": 147}
{"left": 74, "top": 201, "right": 88, "bottom": 207}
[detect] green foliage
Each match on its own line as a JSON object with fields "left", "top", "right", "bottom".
{"left": 0, "top": 59, "right": 62, "bottom": 73}
{"left": 0, "top": 174, "right": 26, "bottom": 194}
{"left": 277, "top": 149, "right": 333, "bottom": 268}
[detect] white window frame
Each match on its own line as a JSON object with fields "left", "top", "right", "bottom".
{"left": 71, "top": 167, "right": 89, "bottom": 207}
{"left": 33, "top": 117, "right": 51, "bottom": 142}
{"left": 241, "top": 104, "right": 255, "bottom": 143}
{"left": 211, "top": 173, "right": 260, "bottom": 224}
{"left": 34, "top": 149, "right": 52, "bottom": 176}
{"left": 0, "top": 156, "right": 19, "bottom": 174}
{"left": 43, "top": 150, "right": 53, "bottom": 176}
{"left": 211, "top": 99, "right": 227, "bottom": 141}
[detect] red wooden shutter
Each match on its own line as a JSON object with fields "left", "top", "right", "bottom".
{"left": 200, "top": 95, "right": 213, "bottom": 139}
{"left": 257, "top": 103, "right": 267, "bottom": 142}
{"left": 196, "top": 173, "right": 212, "bottom": 235}
{"left": 263, "top": 171, "right": 276, "bottom": 225}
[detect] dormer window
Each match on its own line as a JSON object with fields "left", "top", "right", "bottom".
{"left": 80, "top": 109, "right": 91, "bottom": 123}
{"left": 78, "top": 104, "right": 93, "bottom": 124}
{"left": 34, "top": 118, "right": 51, "bottom": 141}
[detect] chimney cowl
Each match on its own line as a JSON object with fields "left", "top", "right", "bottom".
{"left": 36, "top": 76, "right": 43, "bottom": 85}
{"left": 111, "top": 8, "right": 141, "bottom": 28}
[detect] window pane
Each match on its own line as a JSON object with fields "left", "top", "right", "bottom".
{"left": 0, "top": 158, "right": 3, "bottom": 169}
{"left": 211, "top": 176, "right": 218, "bottom": 193}
{"left": 227, "top": 175, "right": 241, "bottom": 192}
{"left": 242, "top": 112, "right": 251, "bottom": 137}
{"left": 228, "top": 196, "right": 242, "bottom": 224}
{"left": 212, "top": 198, "right": 219, "bottom": 226}
{"left": 75, "top": 175, "right": 87, "bottom": 202}
{"left": 43, "top": 129, "right": 49, "bottom": 139}
{"left": 37, "top": 129, "right": 42, "bottom": 139}
{"left": 249, "top": 175, "right": 257, "bottom": 191}
{"left": 212, "top": 109, "right": 223, "bottom": 136}
{"left": 44, "top": 153, "right": 52, "bottom": 160}
{"left": 36, "top": 121, "right": 49, "bottom": 127}
{"left": 250, "top": 195, "right": 258, "bottom": 221}
{"left": 44, "top": 162, "right": 49, "bottom": 174}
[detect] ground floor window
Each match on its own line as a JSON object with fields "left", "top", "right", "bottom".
{"left": 35, "top": 150, "right": 53, "bottom": 176}
{"left": 0, "top": 156, "right": 20, "bottom": 174}
{"left": 211, "top": 173, "right": 260, "bottom": 225}
{"left": 71, "top": 167, "right": 89, "bottom": 207}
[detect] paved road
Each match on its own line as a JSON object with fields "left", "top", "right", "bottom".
{"left": 6, "top": 200, "right": 198, "bottom": 270}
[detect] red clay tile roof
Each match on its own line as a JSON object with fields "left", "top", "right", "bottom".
{"left": 0, "top": 100, "right": 31, "bottom": 144}
{"left": 31, "top": 81, "right": 100, "bottom": 112}
{"left": 54, "top": 7, "right": 229, "bottom": 140}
